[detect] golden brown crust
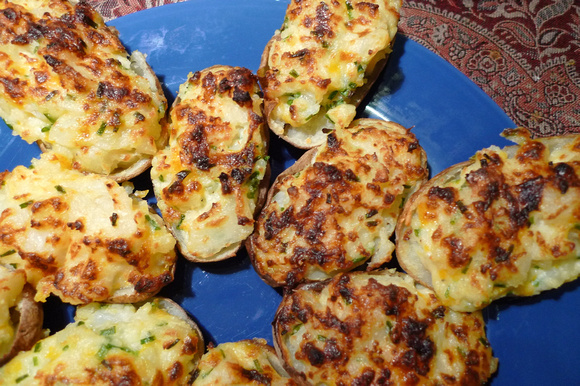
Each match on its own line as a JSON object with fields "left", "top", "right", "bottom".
{"left": 0, "top": 0, "right": 168, "bottom": 178}
{"left": 0, "top": 284, "right": 44, "bottom": 366}
{"left": 152, "top": 65, "right": 270, "bottom": 263}
{"left": 395, "top": 129, "right": 580, "bottom": 311}
{"left": 248, "top": 119, "right": 428, "bottom": 288}
{"left": 258, "top": 0, "right": 402, "bottom": 149}
{"left": 273, "top": 269, "right": 497, "bottom": 385}
{"left": 0, "top": 154, "right": 177, "bottom": 305}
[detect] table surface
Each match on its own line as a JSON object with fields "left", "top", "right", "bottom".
{"left": 88, "top": 0, "right": 580, "bottom": 137}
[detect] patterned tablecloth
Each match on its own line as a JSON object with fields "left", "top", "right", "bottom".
{"left": 88, "top": 0, "right": 580, "bottom": 137}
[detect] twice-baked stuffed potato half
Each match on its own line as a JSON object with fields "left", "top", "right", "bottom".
{"left": 247, "top": 119, "right": 427, "bottom": 287}
{"left": 151, "top": 66, "right": 269, "bottom": 263}
{"left": 259, "top": 0, "right": 402, "bottom": 148}
{"left": 0, "top": 298, "right": 204, "bottom": 384}
{"left": 396, "top": 128, "right": 580, "bottom": 312}
{"left": 0, "top": 264, "right": 43, "bottom": 366}
{"left": 273, "top": 269, "right": 498, "bottom": 385}
{"left": 0, "top": 0, "right": 167, "bottom": 181}
{"left": 192, "top": 338, "right": 297, "bottom": 385}
{"left": 0, "top": 153, "right": 176, "bottom": 305}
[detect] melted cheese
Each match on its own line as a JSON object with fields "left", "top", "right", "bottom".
{"left": 250, "top": 119, "right": 427, "bottom": 286}
{"left": 0, "top": 153, "right": 176, "bottom": 304}
{"left": 401, "top": 129, "right": 580, "bottom": 311}
{"left": 151, "top": 66, "right": 268, "bottom": 262}
{"left": 274, "top": 269, "right": 497, "bottom": 384}
{"left": 0, "top": 300, "right": 203, "bottom": 384}
{"left": 192, "top": 339, "right": 296, "bottom": 385}
{"left": 0, "top": 265, "right": 26, "bottom": 358}
{"left": 0, "top": 0, "right": 167, "bottom": 176}
{"left": 260, "top": 0, "right": 402, "bottom": 146}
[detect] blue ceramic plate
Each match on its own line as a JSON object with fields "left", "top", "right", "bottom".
{"left": 1, "top": 0, "right": 578, "bottom": 384}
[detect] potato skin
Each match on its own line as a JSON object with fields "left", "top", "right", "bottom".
{"left": 259, "top": 0, "right": 402, "bottom": 148}
{"left": 0, "top": 153, "right": 177, "bottom": 305}
{"left": 247, "top": 119, "right": 427, "bottom": 287}
{"left": 0, "top": 282, "right": 44, "bottom": 366}
{"left": 0, "top": 0, "right": 168, "bottom": 180}
{"left": 396, "top": 128, "right": 580, "bottom": 312}
{"left": 273, "top": 270, "right": 498, "bottom": 385}
{"left": 192, "top": 338, "right": 297, "bottom": 385}
{"left": 0, "top": 298, "right": 204, "bottom": 384}
{"left": 151, "top": 65, "right": 269, "bottom": 263}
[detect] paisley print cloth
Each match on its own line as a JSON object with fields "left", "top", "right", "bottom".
{"left": 88, "top": 0, "right": 580, "bottom": 137}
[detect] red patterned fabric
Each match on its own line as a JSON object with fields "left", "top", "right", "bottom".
{"left": 88, "top": 0, "right": 580, "bottom": 137}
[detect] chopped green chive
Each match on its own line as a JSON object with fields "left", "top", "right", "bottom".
{"left": 63, "top": 345, "right": 69, "bottom": 351}
{"left": 324, "top": 114, "right": 335, "bottom": 124}
{"left": 141, "top": 335, "right": 156, "bottom": 345}
{"left": 33, "top": 356, "right": 39, "bottom": 366}
{"left": 20, "top": 200, "right": 33, "bottom": 209}
{"left": 100, "top": 326, "right": 116, "bottom": 336}
{"left": 145, "top": 215, "right": 161, "bottom": 230}
{"left": 0, "top": 249, "right": 16, "bottom": 257}
{"left": 44, "top": 113, "right": 56, "bottom": 123}
{"left": 291, "top": 324, "right": 303, "bottom": 335}
{"left": 159, "top": 174, "right": 165, "bottom": 182}
{"left": 246, "top": 171, "right": 261, "bottom": 199}
{"left": 97, "top": 343, "right": 136, "bottom": 359}
{"left": 289, "top": 69, "right": 299, "bottom": 78}
{"left": 176, "top": 214, "right": 186, "bottom": 230}
{"left": 34, "top": 342, "right": 42, "bottom": 352}
{"left": 253, "top": 359, "right": 263, "bottom": 373}
{"left": 96, "top": 122, "right": 107, "bottom": 135}
{"left": 55, "top": 185, "right": 66, "bottom": 194}
{"left": 15, "top": 374, "right": 29, "bottom": 383}
{"left": 345, "top": 0, "right": 354, "bottom": 19}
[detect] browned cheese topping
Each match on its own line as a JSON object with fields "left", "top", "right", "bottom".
{"left": 0, "top": 0, "right": 167, "bottom": 176}
{"left": 259, "top": 0, "right": 402, "bottom": 147}
{"left": 192, "top": 339, "right": 297, "bottom": 385}
{"left": 398, "top": 128, "right": 580, "bottom": 311}
{"left": 249, "top": 119, "right": 426, "bottom": 287}
{"left": 0, "top": 153, "right": 176, "bottom": 304}
{"left": 273, "top": 270, "right": 497, "bottom": 385}
{"left": 151, "top": 66, "right": 268, "bottom": 262}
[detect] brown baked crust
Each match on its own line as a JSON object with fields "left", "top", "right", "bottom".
{"left": 395, "top": 129, "right": 580, "bottom": 312}
{"left": 273, "top": 269, "right": 497, "bottom": 385}
{"left": 258, "top": 0, "right": 402, "bottom": 149}
{"left": 151, "top": 65, "right": 270, "bottom": 263}
{"left": 247, "top": 119, "right": 428, "bottom": 287}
